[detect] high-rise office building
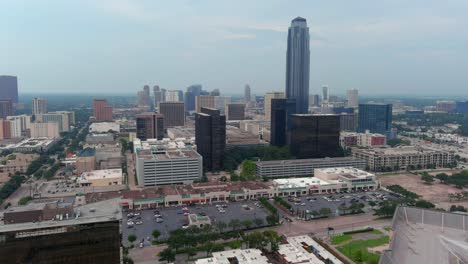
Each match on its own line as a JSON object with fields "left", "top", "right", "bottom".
{"left": 358, "top": 104, "right": 393, "bottom": 135}
{"left": 0, "top": 75, "right": 19, "bottom": 104}
{"left": 270, "top": 98, "right": 296, "bottom": 146}
{"left": 456, "top": 101, "right": 468, "bottom": 114}
{"left": 290, "top": 114, "right": 341, "bottom": 159}
{"left": 0, "top": 119, "right": 11, "bottom": 139}
{"left": 0, "top": 99, "right": 13, "bottom": 119}
{"left": 309, "top": 94, "right": 320, "bottom": 107}
{"left": 93, "top": 99, "right": 113, "bottom": 121}
{"left": 158, "top": 102, "right": 185, "bottom": 128}
{"left": 264, "top": 92, "right": 285, "bottom": 121}
{"left": 185, "top": 84, "right": 202, "bottom": 112}
{"left": 244, "top": 84, "right": 251, "bottom": 102}
{"left": 347, "top": 89, "right": 359, "bottom": 108}
{"left": 36, "top": 111, "right": 74, "bottom": 132}
{"left": 137, "top": 85, "right": 152, "bottom": 107}
{"left": 322, "top": 86, "right": 329, "bottom": 102}
{"left": 7, "top": 115, "right": 31, "bottom": 137}
{"left": 32, "top": 97, "right": 47, "bottom": 115}
{"left": 195, "top": 108, "right": 226, "bottom": 172}
{"left": 136, "top": 113, "right": 164, "bottom": 140}
{"left": 226, "top": 103, "right": 245, "bottom": 120}
{"left": 285, "top": 17, "right": 310, "bottom": 114}
{"left": 340, "top": 113, "right": 357, "bottom": 132}
{"left": 195, "top": 96, "right": 215, "bottom": 113}
{"left": 153, "top": 85, "right": 163, "bottom": 109}
{"left": 214, "top": 96, "right": 231, "bottom": 114}
{"left": 166, "top": 90, "right": 182, "bottom": 102}
{"left": 210, "top": 89, "right": 221, "bottom": 96}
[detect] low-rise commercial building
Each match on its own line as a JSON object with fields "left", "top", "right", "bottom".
{"left": 13, "top": 137, "right": 58, "bottom": 153}
{"left": 77, "top": 169, "right": 123, "bottom": 187}
{"left": 167, "top": 127, "right": 195, "bottom": 139}
{"left": 196, "top": 249, "right": 269, "bottom": 264}
{"left": 135, "top": 149, "right": 203, "bottom": 186}
{"left": 277, "top": 235, "right": 343, "bottom": 264}
{"left": 85, "top": 133, "right": 115, "bottom": 144}
{"left": 352, "top": 146, "right": 455, "bottom": 171}
{"left": 340, "top": 131, "right": 386, "bottom": 148}
{"left": 121, "top": 170, "right": 379, "bottom": 210}
{"left": 255, "top": 157, "right": 366, "bottom": 178}
{"left": 0, "top": 153, "right": 39, "bottom": 175}
{"left": 273, "top": 167, "right": 378, "bottom": 196}
{"left": 88, "top": 122, "right": 120, "bottom": 133}
{"left": 3, "top": 200, "right": 74, "bottom": 224}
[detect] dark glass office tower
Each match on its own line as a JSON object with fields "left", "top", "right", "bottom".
{"left": 195, "top": 107, "right": 226, "bottom": 171}
{"left": 290, "top": 114, "right": 340, "bottom": 159}
{"left": 358, "top": 104, "right": 392, "bottom": 135}
{"left": 159, "top": 102, "right": 185, "bottom": 128}
{"left": 184, "top": 84, "right": 202, "bottom": 112}
{"left": 136, "top": 113, "right": 164, "bottom": 140}
{"left": 0, "top": 75, "right": 18, "bottom": 104}
{"left": 270, "top": 98, "right": 296, "bottom": 146}
{"left": 285, "top": 17, "right": 310, "bottom": 114}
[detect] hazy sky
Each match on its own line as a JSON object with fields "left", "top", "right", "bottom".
{"left": 2, "top": 0, "right": 468, "bottom": 96}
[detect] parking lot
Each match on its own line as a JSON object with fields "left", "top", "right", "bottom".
{"left": 286, "top": 190, "right": 394, "bottom": 218}
{"left": 122, "top": 200, "right": 269, "bottom": 247}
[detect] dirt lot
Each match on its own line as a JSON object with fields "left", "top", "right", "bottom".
{"left": 379, "top": 173, "right": 466, "bottom": 204}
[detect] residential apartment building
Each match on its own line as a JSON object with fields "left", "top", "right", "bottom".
{"left": 340, "top": 131, "right": 386, "bottom": 148}
{"left": 32, "top": 97, "right": 47, "bottom": 115}
{"left": 352, "top": 146, "right": 455, "bottom": 171}
{"left": 255, "top": 157, "right": 367, "bottom": 178}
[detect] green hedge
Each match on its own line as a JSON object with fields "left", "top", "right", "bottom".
{"left": 274, "top": 196, "right": 292, "bottom": 210}
{"left": 343, "top": 227, "right": 374, "bottom": 235}
{"left": 259, "top": 197, "right": 277, "bottom": 215}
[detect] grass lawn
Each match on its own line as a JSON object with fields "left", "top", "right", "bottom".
{"left": 372, "top": 229, "right": 383, "bottom": 235}
{"left": 331, "top": 234, "right": 352, "bottom": 245}
{"left": 337, "top": 236, "right": 389, "bottom": 264}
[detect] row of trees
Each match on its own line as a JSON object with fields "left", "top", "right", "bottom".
{"left": 222, "top": 145, "right": 293, "bottom": 171}
{"left": 375, "top": 185, "right": 435, "bottom": 217}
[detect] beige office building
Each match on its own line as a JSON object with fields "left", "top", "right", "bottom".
{"left": 264, "top": 92, "right": 284, "bottom": 121}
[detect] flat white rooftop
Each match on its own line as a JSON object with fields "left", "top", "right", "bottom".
{"left": 195, "top": 249, "right": 269, "bottom": 264}
{"left": 80, "top": 169, "right": 122, "bottom": 181}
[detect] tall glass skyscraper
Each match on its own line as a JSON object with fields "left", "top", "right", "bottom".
{"left": 358, "top": 104, "right": 393, "bottom": 135}
{"left": 285, "top": 17, "right": 310, "bottom": 114}
{"left": 0, "top": 75, "right": 18, "bottom": 104}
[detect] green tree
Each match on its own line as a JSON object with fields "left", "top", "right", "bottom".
{"left": 415, "top": 200, "right": 435, "bottom": 209}
{"left": 421, "top": 173, "right": 435, "bottom": 185}
{"left": 435, "top": 173, "right": 449, "bottom": 183}
{"left": 152, "top": 229, "right": 161, "bottom": 239}
{"left": 319, "top": 207, "right": 332, "bottom": 217}
{"left": 253, "top": 218, "right": 264, "bottom": 227}
{"left": 240, "top": 160, "right": 256, "bottom": 180}
{"left": 18, "top": 196, "right": 32, "bottom": 205}
{"left": 229, "top": 219, "right": 241, "bottom": 231}
{"left": 241, "top": 219, "right": 253, "bottom": 230}
{"left": 127, "top": 234, "right": 137, "bottom": 243}
{"left": 216, "top": 221, "right": 227, "bottom": 232}
{"left": 159, "top": 248, "right": 176, "bottom": 262}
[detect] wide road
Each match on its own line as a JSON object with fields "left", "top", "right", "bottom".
{"left": 249, "top": 212, "right": 391, "bottom": 238}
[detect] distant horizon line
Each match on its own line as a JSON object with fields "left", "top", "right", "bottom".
{"left": 17, "top": 92, "right": 468, "bottom": 99}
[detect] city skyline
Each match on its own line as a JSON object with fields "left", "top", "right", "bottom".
{"left": 3, "top": 1, "right": 468, "bottom": 96}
